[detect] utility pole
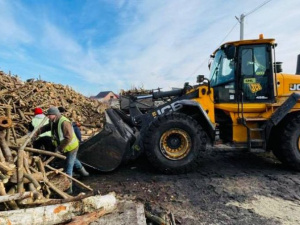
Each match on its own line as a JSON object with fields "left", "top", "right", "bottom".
{"left": 235, "top": 0, "right": 272, "bottom": 40}
{"left": 235, "top": 14, "right": 245, "bottom": 40}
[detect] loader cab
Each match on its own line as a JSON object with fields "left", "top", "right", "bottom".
{"left": 210, "top": 42, "right": 275, "bottom": 103}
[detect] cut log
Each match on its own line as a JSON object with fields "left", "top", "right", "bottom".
{"left": 0, "top": 161, "right": 15, "bottom": 175}
{"left": 0, "top": 193, "right": 117, "bottom": 225}
{"left": 11, "top": 126, "right": 17, "bottom": 144}
{"left": 45, "top": 165, "right": 93, "bottom": 191}
{"left": 10, "top": 171, "right": 43, "bottom": 184}
{"left": 0, "top": 116, "right": 12, "bottom": 130}
{"left": 23, "top": 173, "right": 41, "bottom": 190}
{"left": 39, "top": 192, "right": 93, "bottom": 206}
{"left": 0, "top": 130, "right": 13, "bottom": 163}
{"left": 5, "top": 108, "right": 12, "bottom": 142}
{"left": 0, "top": 191, "right": 33, "bottom": 203}
{"left": 34, "top": 156, "right": 46, "bottom": 178}
{"left": 65, "top": 208, "right": 106, "bottom": 225}
{"left": 0, "top": 146, "right": 5, "bottom": 163}
{"left": 43, "top": 156, "right": 55, "bottom": 166}
{"left": 0, "top": 173, "right": 9, "bottom": 183}
{"left": 25, "top": 192, "right": 93, "bottom": 207}
{"left": 0, "top": 181, "right": 6, "bottom": 196}
{"left": 47, "top": 172, "right": 71, "bottom": 192}
{"left": 9, "top": 146, "right": 66, "bottom": 160}
{"left": 17, "top": 109, "right": 27, "bottom": 122}
{"left": 44, "top": 180, "right": 71, "bottom": 199}
{"left": 6, "top": 186, "right": 19, "bottom": 210}
{"left": 17, "top": 149, "right": 24, "bottom": 193}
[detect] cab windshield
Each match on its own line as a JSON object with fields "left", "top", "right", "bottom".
{"left": 210, "top": 49, "right": 235, "bottom": 86}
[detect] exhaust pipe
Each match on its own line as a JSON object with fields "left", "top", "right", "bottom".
{"left": 296, "top": 54, "right": 300, "bottom": 75}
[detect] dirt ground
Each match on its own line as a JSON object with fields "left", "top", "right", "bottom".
{"left": 81, "top": 146, "right": 300, "bottom": 225}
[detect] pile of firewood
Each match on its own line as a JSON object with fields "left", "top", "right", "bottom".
{"left": 0, "top": 71, "right": 108, "bottom": 143}
{"left": 0, "top": 116, "right": 93, "bottom": 211}
{"left": 120, "top": 87, "right": 153, "bottom": 96}
{"left": 0, "top": 71, "right": 110, "bottom": 210}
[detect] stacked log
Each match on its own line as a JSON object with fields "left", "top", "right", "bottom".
{"left": 0, "top": 193, "right": 117, "bottom": 225}
{"left": 120, "top": 87, "right": 152, "bottom": 96}
{"left": 0, "top": 116, "right": 94, "bottom": 211}
{"left": 0, "top": 71, "right": 108, "bottom": 142}
{"left": 0, "top": 71, "right": 109, "bottom": 210}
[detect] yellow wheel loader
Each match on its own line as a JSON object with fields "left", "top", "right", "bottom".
{"left": 78, "top": 35, "right": 300, "bottom": 174}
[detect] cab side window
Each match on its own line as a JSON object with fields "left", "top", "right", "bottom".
{"left": 241, "top": 47, "right": 267, "bottom": 77}
{"left": 210, "top": 50, "right": 235, "bottom": 86}
{"left": 253, "top": 47, "right": 267, "bottom": 75}
{"left": 241, "top": 49, "right": 254, "bottom": 76}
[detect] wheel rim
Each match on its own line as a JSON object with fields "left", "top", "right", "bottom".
{"left": 159, "top": 128, "right": 192, "bottom": 160}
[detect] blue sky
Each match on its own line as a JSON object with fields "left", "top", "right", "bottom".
{"left": 0, "top": 0, "right": 299, "bottom": 96}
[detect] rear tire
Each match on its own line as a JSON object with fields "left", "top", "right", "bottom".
{"left": 273, "top": 113, "right": 300, "bottom": 170}
{"left": 143, "top": 113, "right": 207, "bottom": 174}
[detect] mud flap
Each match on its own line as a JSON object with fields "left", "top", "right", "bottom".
{"left": 77, "top": 109, "right": 135, "bottom": 172}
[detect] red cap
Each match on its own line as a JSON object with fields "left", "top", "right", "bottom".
{"left": 34, "top": 108, "right": 43, "bottom": 115}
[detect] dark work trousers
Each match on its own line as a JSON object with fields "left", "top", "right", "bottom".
{"left": 33, "top": 136, "right": 55, "bottom": 151}
{"left": 65, "top": 147, "right": 83, "bottom": 176}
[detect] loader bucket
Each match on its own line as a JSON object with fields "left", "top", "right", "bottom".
{"left": 77, "top": 109, "right": 136, "bottom": 172}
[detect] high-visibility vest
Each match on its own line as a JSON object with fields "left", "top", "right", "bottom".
{"left": 32, "top": 117, "right": 51, "bottom": 138}
{"left": 52, "top": 116, "right": 79, "bottom": 153}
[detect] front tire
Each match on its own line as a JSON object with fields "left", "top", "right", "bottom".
{"left": 143, "top": 113, "right": 207, "bottom": 174}
{"left": 273, "top": 113, "right": 300, "bottom": 170}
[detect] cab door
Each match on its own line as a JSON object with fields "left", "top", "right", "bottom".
{"left": 238, "top": 44, "right": 274, "bottom": 103}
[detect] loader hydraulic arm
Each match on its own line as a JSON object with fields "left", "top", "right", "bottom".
{"left": 152, "top": 88, "right": 184, "bottom": 99}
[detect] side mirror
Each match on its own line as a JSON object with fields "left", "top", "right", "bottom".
{"left": 274, "top": 62, "right": 283, "bottom": 73}
{"left": 197, "top": 75, "right": 205, "bottom": 83}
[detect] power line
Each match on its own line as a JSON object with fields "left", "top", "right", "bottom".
{"left": 236, "top": 0, "right": 273, "bottom": 40}
{"left": 218, "top": 21, "right": 239, "bottom": 46}
{"left": 187, "top": 57, "right": 209, "bottom": 80}
{"left": 187, "top": 0, "right": 273, "bottom": 80}
{"left": 245, "top": 0, "right": 273, "bottom": 17}
{"left": 187, "top": 21, "right": 239, "bottom": 80}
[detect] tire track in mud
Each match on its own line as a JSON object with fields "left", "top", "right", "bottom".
{"left": 85, "top": 148, "right": 300, "bottom": 224}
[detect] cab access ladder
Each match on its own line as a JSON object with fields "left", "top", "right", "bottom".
{"left": 239, "top": 93, "right": 300, "bottom": 152}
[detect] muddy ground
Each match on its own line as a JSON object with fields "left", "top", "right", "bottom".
{"left": 81, "top": 146, "right": 300, "bottom": 225}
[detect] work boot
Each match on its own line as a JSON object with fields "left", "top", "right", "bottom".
{"left": 78, "top": 166, "right": 89, "bottom": 177}
{"left": 66, "top": 186, "right": 73, "bottom": 195}
{"left": 66, "top": 180, "right": 73, "bottom": 195}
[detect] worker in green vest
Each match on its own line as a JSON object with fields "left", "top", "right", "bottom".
{"left": 37, "top": 107, "right": 89, "bottom": 193}
{"left": 29, "top": 108, "right": 54, "bottom": 151}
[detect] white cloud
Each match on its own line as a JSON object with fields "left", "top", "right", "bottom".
{"left": 0, "top": 0, "right": 300, "bottom": 95}
{"left": 0, "top": 1, "right": 32, "bottom": 44}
